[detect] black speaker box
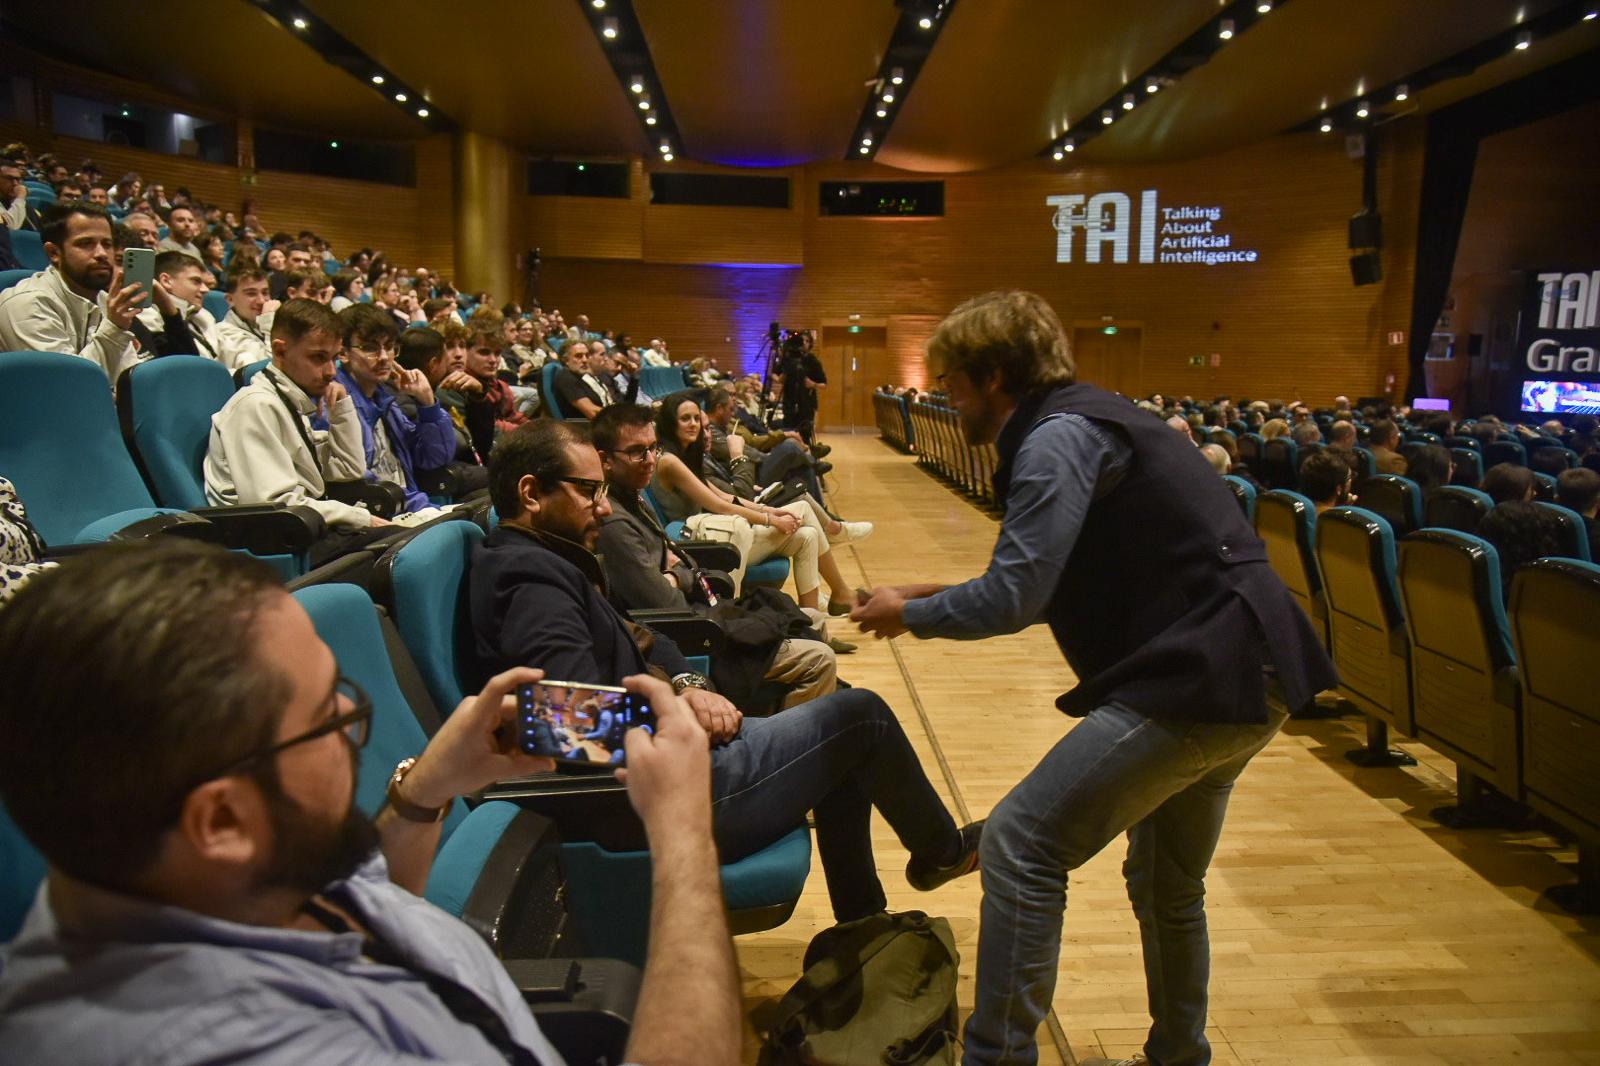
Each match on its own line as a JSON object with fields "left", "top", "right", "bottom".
{"left": 1348, "top": 210, "right": 1383, "bottom": 249}
{"left": 1350, "top": 251, "right": 1383, "bottom": 287}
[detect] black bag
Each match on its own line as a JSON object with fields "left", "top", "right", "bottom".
{"left": 754, "top": 911, "right": 959, "bottom": 1065}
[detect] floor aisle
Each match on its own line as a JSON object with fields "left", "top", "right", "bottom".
{"left": 734, "top": 433, "right": 1600, "bottom": 1066}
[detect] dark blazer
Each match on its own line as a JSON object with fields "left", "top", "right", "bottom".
{"left": 469, "top": 523, "right": 690, "bottom": 689}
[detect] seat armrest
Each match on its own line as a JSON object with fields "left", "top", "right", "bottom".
{"left": 673, "top": 539, "right": 741, "bottom": 574}
{"left": 505, "top": 958, "right": 638, "bottom": 1066}
{"left": 109, "top": 511, "right": 216, "bottom": 541}
{"left": 415, "top": 465, "right": 467, "bottom": 500}
{"left": 325, "top": 479, "right": 407, "bottom": 519}
{"left": 182, "top": 504, "right": 326, "bottom": 554}
{"left": 631, "top": 611, "right": 726, "bottom": 658}
{"left": 478, "top": 775, "right": 648, "bottom": 853}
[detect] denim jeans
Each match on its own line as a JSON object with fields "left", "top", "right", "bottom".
{"left": 709, "top": 687, "right": 959, "bottom": 922}
{"left": 964, "top": 701, "right": 1286, "bottom": 1066}
{"left": 759, "top": 440, "right": 822, "bottom": 501}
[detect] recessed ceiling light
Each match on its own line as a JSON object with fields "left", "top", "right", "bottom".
{"left": 1145, "top": 77, "right": 1160, "bottom": 93}
{"left": 591, "top": 0, "right": 605, "bottom": 7}
{"left": 659, "top": 142, "right": 671, "bottom": 153}
{"left": 890, "top": 68, "right": 904, "bottom": 85}
{"left": 1122, "top": 93, "right": 1135, "bottom": 111}
{"left": 395, "top": 92, "right": 408, "bottom": 103}
{"left": 630, "top": 79, "right": 644, "bottom": 93}
{"left": 638, "top": 99, "right": 650, "bottom": 110}
{"left": 882, "top": 92, "right": 895, "bottom": 103}
{"left": 601, "top": 18, "right": 618, "bottom": 39}
{"left": 918, "top": 16, "right": 933, "bottom": 29}
{"left": 859, "top": 145, "right": 870, "bottom": 154}
{"left": 417, "top": 107, "right": 430, "bottom": 118}
{"left": 1052, "top": 149, "right": 1064, "bottom": 161}
{"left": 861, "top": 136, "right": 873, "bottom": 146}
{"left": 876, "top": 108, "right": 888, "bottom": 118}
{"left": 329, "top": 140, "right": 339, "bottom": 148}
{"left": 1319, "top": 117, "right": 1333, "bottom": 132}
{"left": 662, "top": 152, "right": 673, "bottom": 162}
{"left": 1514, "top": 30, "right": 1532, "bottom": 50}
{"left": 1102, "top": 109, "right": 1114, "bottom": 125}
{"left": 1218, "top": 18, "right": 1234, "bottom": 39}
{"left": 370, "top": 74, "right": 384, "bottom": 85}
{"left": 1256, "top": 0, "right": 1272, "bottom": 12}
{"left": 1355, "top": 101, "right": 1370, "bottom": 118}
{"left": 645, "top": 115, "right": 657, "bottom": 125}
{"left": 291, "top": 16, "right": 308, "bottom": 29}
{"left": 1064, "top": 139, "right": 1075, "bottom": 152}
{"left": 1394, "top": 84, "right": 1409, "bottom": 102}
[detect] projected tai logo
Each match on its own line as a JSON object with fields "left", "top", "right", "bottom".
{"left": 1047, "top": 190, "right": 1260, "bottom": 266}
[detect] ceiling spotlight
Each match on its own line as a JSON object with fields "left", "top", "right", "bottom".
{"left": 645, "top": 115, "right": 657, "bottom": 125}
{"left": 876, "top": 108, "right": 888, "bottom": 118}
{"left": 918, "top": 16, "right": 933, "bottom": 29}
{"left": 601, "top": 17, "right": 618, "bottom": 39}
{"left": 416, "top": 107, "right": 430, "bottom": 118}
{"left": 395, "top": 92, "right": 408, "bottom": 103}
{"left": 291, "top": 16, "right": 308, "bottom": 29}
{"left": 591, "top": 0, "right": 606, "bottom": 6}
{"left": 1394, "top": 83, "right": 1409, "bottom": 102}
{"left": 1052, "top": 148, "right": 1064, "bottom": 160}
{"left": 859, "top": 145, "right": 870, "bottom": 154}
{"left": 1586, "top": 5, "right": 1598, "bottom": 20}
{"left": 329, "top": 140, "right": 339, "bottom": 149}
{"left": 370, "top": 74, "right": 384, "bottom": 85}
{"left": 1063, "top": 139, "right": 1075, "bottom": 152}
{"left": 1319, "top": 117, "right": 1333, "bottom": 133}
{"left": 662, "top": 153, "right": 673, "bottom": 162}
{"left": 890, "top": 68, "right": 905, "bottom": 85}
{"left": 1218, "top": 18, "right": 1234, "bottom": 39}
{"left": 1355, "top": 101, "right": 1369, "bottom": 118}
{"left": 1256, "top": 0, "right": 1272, "bottom": 12}
{"left": 659, "top": 142, "right": 671, "bottom": 153}
{"left": 630, "top": 79, "right": 644, "bottom": 93}
{"left": 638, "top": 99, "right": 650, "bottom": 110}
{"left": 1145, "top": 77, "right": 1160, "bottom": 93}
{"left": 1122, "top": 93, "right": 1135, "bottom": 111}
{"left": 882, "top": 91, "right": 895, "bottom": 103}
{"left": 1514, "top": 30, "right": 1532, "bottom": 49}
{"left": 1101, "top": 109, "right": 1114, "bottom": 125}
{"left": 861, "top": 135, "right": 873, "bottom": 146}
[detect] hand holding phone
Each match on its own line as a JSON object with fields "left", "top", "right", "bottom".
{"left": 120, "top": 247, "right": 155, "bottom": 312}
{"left": 517, "top": 680, "right": 656, "bottom": 769}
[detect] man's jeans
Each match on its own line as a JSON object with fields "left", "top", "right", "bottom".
{"left": 709, "top": 687, "right": 958, "bottom": 922}
{"left": 964, "top": 701, "right": 1286, "bottom": 1066}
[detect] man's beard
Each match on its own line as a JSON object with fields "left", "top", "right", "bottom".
{"left": 253, "top": 753, "right": 379, "bottom": 897}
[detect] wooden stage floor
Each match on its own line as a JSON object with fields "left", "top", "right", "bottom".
{"left": 734, "top": 432, "right": 1600, "bottom": 1065}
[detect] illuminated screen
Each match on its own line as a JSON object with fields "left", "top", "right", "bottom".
{"left": 1520, "top": 379, "right": 1600, "bottom": 414}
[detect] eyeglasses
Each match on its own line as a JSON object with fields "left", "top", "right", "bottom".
{"left": 615, "top": 444, "right": 662, "bottom": 462}
{"left": 196, "top": 675, "right": 372, "bottom": 786}
{"left": 350, "top": 340, "right": 396, "bottom": 357}
{"left": 554, "top": 476, "right": 610, "bottom": 504}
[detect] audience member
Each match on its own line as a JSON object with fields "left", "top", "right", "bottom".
{"left": 0, "top": 538, "right": 742, "bottom": 1066}
{"left": 1199, "top": 443, "right": 1230, "bottom": 475}
{"left": 395, "top": 326, "right": 490, "bottom": 495}
{"left": 1480, "top": 462, "right": 1536, "bottom": 504}
{"left": 1367, "top": 418, "right": 1407, "bottom": 475}
{"left": 156, "top": 205, "right": 202, "bottom": 257}
{"left": 328, "top": 268, "right": 365, "bottom": 312}
{"left": 1556, "top": 467, "right": 1600, "bottom": 560}
{"left": 0, "top": 156, "right": 42, "bottom": 232}
{"left": 470, "top": 419, "right": 977, "bottom": 924}
{"left": 131, "top": 250, "right": 222, "bottom": 360}
{"left": 0, "top": 476, "right": 55, "bottom": 605}
{"left": 1300, "top": 449, "right": 1353, "bottom": 512}
{"left": 195, "top": 231, "right": 228, "bottom": 285}
{"left": 214, "top": 265, "right": 275, "bottom": 370}
{"left": 1530, "top": 446, "right": 1571, "bottom": 478}
{"left": 549, "top": 339, "right": 609, "bottom": 419}
{"left": 1290, "top": 420, "right": 1322, "bottom": 447}
{"left": 334, "top": 304, "right": 456, "bottom": 516}
{"left": 1477, "top": 501, "right": 1566, "bottom": 595}
{"left": 205, "top": 299, "right": 391, "bottom": 564}
{"left": 1406, "top": 444, "right": 1454, "bottom": 493}
{"left": 704, "top": 388, "right": 826, "bottom": 499}
{"left": 1326, "top": 420, "right": 1356, "bottom": 452}
{"left": 0, "top": 202, "right": 150, "bottom": 382}
{"left": 121, "top": 211, "right": 160, "bottom": 250}
{"left": 460, "top": 311, "right": 528, "bottom": 465}
{"left": 1260, "top": 417, "right": 1290, "bottom": 441}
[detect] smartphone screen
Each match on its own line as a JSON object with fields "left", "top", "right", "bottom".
{"left": 121, "top": 247, "right": 155, "bottom": 310}
{"left": 517, "top": 680, "right": 655, "bottom": 768}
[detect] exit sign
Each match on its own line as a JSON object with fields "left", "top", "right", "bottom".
{"left": 847, "top": 325, "right": 862, "bottom": 333}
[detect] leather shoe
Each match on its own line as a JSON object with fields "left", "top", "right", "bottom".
{"left": 814, "top": 461, "right": 834, "bottom": 475}
{"left": 810, "top": 442, "right": 832, "bottom": 458}
{"left": 827, "top": 637, "right": 857, "bottom": 654}
{"left": 906, "top": 820, "right": 984, "bottom": 891}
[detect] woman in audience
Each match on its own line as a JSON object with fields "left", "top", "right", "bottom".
{"left": 1480, "top": 462, "right": 1536, "bottom": 504}
{"left": 1406, "top": 444, "right": 1454, "bottom": 493}
{"left": 1260, "top": 417, "right": 1290, "bottom": 441}
{"left": 328, "top": 269, "right": 366, "bottom": 312}
{"left": 1477, "top": 501, "right": 1565, "bottom": 596}
{"left": 263, "top": 246, "right": 286, "bottom": 273}
{"left": 195, "top": 232, "right": 227, "bottom": 286}
{"left": 649, "top": 393, "right": 862, "bottom": 612}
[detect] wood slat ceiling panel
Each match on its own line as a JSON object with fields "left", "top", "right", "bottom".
{"left": 633, "top": 0, "right": 901, "bottom": 166}
{"left": 4, "top": 0, "right": 419, "bottom": 139}
{"left": 304, "top": 0, "right": 646, "bottom": 155}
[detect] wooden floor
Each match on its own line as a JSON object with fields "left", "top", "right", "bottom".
{"left": 734, "top": 432, "right": 1600, "bottom": 1065}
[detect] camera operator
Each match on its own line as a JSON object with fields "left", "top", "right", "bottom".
{"left": 776, "top": 330, "right": 825, "bottom": 443}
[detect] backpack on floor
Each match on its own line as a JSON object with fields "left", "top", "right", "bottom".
{"left": 754, "top": 910, "right": 960, "bottom": 1066}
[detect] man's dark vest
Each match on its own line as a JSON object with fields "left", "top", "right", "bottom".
{"left": 993, "top": 383, "right": 1336, "bottom": 724}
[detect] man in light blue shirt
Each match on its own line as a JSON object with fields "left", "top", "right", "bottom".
{"left": 0, "top": 539, "right": 740, "bottom": 1065}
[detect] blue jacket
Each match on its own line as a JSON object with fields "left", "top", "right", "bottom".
{"left": 333, "top": 367, "right": 456, "bottom": 512}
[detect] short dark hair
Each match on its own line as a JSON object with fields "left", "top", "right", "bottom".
{"left": 153, "top": 250, "right": 205, "bottom": 277}
{"left": 0, "top": 541, "right": 289, "bottom": 890}
{"left": 271, "top": 298, "right": 343, "bottom": 345}
{"left": 331, "top": 268, "right": 363, "bottom": 297}
{"left": 1556, "top": 467, "right": 1600, "bottom": 514}
{"left": 1406, "top": 445, "right": 1454, "bottom": 493}
{"left": 282, "top": 268, "right": 327, "bottom": 295}
{"left": 422, "top": 297, "right": 454, "bottom": 319}
{"left": 40, "top": 200, "right": 112, "bottom": 247}
{"left": 1481, "top": 462, "right": 1535, "bottom": 505}
{"left": 705, "top": 388, "right": 736, "bottom": 415}
{"left": 592, "top": 402, "right": 655, "bottom": 453}
{"left": 340, "top": 301, "right": 400, "bottom": 347}
{"left": 1530, "top": 447, "right": 1570, "bottom": 477}
{"left": 1370, "top": 419, "right": 1399, "bottom": 447}
{"left": 397, "top": 327, "right": 445, "bottom": 372}
{"left": 225, "top": 263, "right": 269, "bottom": 291}
{"left": 286, "top": 241, "right": 312, "bottom": 256}
{"left": 488, "top": 420, "right": 590, "bottom": 521}
{"left": 1300, "top": 449, "right": 1351, "bottom": 505}
{"left": 1478, "top": 501, "right": 1565, "bottom": 592}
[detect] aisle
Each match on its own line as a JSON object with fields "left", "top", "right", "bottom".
{"left": 735, "top": 433, "right": 1600, "bottom": 1066}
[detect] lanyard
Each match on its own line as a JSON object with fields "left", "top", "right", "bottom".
{"left": 263, "top": 367, "right": 325, "bottom": 479}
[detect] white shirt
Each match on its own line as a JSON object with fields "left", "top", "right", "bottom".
{"left": 214, "top": 308, "right": 271, "bottom": 371}
{"left": 0, "top": 266, "right": 143, "bottom": 384}
{"left": 204, "top": 365, "right": 372, "bottom": 529}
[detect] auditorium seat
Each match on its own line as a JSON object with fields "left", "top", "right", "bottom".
{"left": 0, "top": 268, "right": 33, "bottom": 293}
{"left": 8, "top": 230, "right": 46, "bottom": 271}
{"left": 1451, "top": 447, "right": 1484, "bottom": 487}
{"left": 1254, "top": 489, "right": 1325, "bottom": 645}
{"left": 1314, "top": 506, "right": 1415, "bottom": 766}
{"left": 1534, "top": 501, "right": 1593, "bottom": 562}
{"left": 1532, "top": 471, "right": 1557, "bottom": 501}
{"left": 233, "top": 358, "right": 269, "bottom": 387}
{"left": 541, "top": 361, "right": 568, "bottom": 419}
{"left": 201, "top": 289, "right": 230, "bottom": 322}
{"left": 1356, "top": 474, "right": 1424, "bottom": 536}
{"left": 1238, "top": 432, "right": 1263, "bottom": 471}
{"left": 1261, "top": 437, "right": 1299, "bottom": 490}
{"left": 1486, "top": 439, "right": 1528, "bottom": 467}
{"left": 1508, "top": 557, "right": 1600, "bottom": 913}
{"left": 1447, "top": 435, "right": 1482, "bottom": 454}
{"left": 0, "top": 800, "right": 46, "bottom": 942}
{"left": 1223, "top": 474, "right": 1255, "bottom": 521}
{"left": 1398, "top": 530, "right": 1522, "bottom": 821}
{"left": 1424, "top": 485, "right": 1493, "bottom": 534}
{"left": 22, "top": 180, "right": 54, "bottom": 202}
{"left": 1349, "top": 446, "right": 1376, "bottom": 479}
{"left": 369, "top": 519, "right": 812, "bottom": 965}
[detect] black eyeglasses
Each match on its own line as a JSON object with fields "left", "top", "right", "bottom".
{"left": 615, "top": 444, "right": 662, "bottom": 462}
{"left": 555, "top": 476, "right": 610, "bottom": 504}
{"left": 197, "top": 675, "right": 372, "bottom": 786}
{"left": 349, "top": 340, "right": 396, "bottom": 357}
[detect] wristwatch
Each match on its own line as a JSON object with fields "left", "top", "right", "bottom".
{"left": 671, "top": 671, "right": 712, "bottom": 693}
{"left": 386, "top": 757, "right": 452, "bottom": 824}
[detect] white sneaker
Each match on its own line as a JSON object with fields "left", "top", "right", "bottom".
{"left": 828, "top": 520, "right": 873, "bottom": 545}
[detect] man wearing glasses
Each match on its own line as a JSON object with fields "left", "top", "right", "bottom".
{"left": 0, "top": 539, "right": 744, "bottom": 1064}
{"left": 333, "top": 303, "right": 456, "bottom": 517}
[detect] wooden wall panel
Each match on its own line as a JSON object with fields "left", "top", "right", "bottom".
{"left": 526, "top": 195, "right": 645, "bottom": 260}
{"left": 642, "top": 204, "right": 801, "bottom": 266}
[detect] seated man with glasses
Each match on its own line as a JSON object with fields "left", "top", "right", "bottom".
{"left": 470, "top": 419, "right": 983, "bottom": 927}
{"left": 0, "top": 539, "right": 745, "bottom": 1065}
{"left": 334, "top": 303, "right": 456, "bottom": 519}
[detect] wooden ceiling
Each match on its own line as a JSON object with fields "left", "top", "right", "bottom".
{"left": 10, "top": 0, "right": 1598, "bottom": 171}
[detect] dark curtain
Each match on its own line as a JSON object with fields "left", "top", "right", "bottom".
{"left": 1405, "top": 46, "right": 1600, "bottom": 397}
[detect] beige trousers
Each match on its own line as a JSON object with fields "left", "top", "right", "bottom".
{"left": 684, "top": 499, "right": 827, "bottom": 598}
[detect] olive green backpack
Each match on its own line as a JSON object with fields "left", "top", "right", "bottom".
{"left": 754, "top": 911, "right": 960, "bottom": 1065}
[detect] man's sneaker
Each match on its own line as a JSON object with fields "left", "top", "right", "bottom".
{"left": 1077, "top": 1057, "right": 1148, "bottom": 1065}
{"left": 827, "top": 637, "right": 857, "bottom": 655}
{"left": 827, "top": 520, "right": 874, "bottom": 546}
{"left": 906, "top": 820, "right": 984, "bottom": 891}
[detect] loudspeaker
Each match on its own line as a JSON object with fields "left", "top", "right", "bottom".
{"left": 1348, "top": 210, "right": 1383, "bottom": 249}
{"left": 1350, "top": 251, "right": 1383, "bottom": 287}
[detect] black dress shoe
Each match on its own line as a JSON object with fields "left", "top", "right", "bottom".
{"left": 810, "top": 442, "right": 832, "bottom": 458}
{"left": 815, "top": 461, "right": 834, "bottom": 475}
{"left": 906, "top": 820, "right": 984, "bottom": 891}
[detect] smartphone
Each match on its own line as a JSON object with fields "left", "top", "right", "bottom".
{"left": 517, "top": 680, "right": 655, "bottom": 768}
{"left": 120, "top": 247, "right": 155, "bottom": 310}
{"left": 754, "top": 481, "right": 783, "bottom": 503}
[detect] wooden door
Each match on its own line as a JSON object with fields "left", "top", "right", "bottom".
{"left": 1071, "top": 326, "right": 1143, "bottom": 397}
{"left": 818, "top": 325, "right": 887, "bottom": 429}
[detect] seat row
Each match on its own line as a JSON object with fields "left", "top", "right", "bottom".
{"left": 1251, "top": 489, "right": 1599, "bottom": 913}
{"left": 872, "top": 391, "right": 915, "bottom": 452}
{"left": 907, "top": 397, "right": 1000, "bottom": 504}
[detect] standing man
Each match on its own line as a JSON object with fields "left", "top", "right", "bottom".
{"left": 853, "top": 291, "right": 1335, "bottom": 1066}
{"left": 777, "top": 330, "right": 825, "bottom": 443}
